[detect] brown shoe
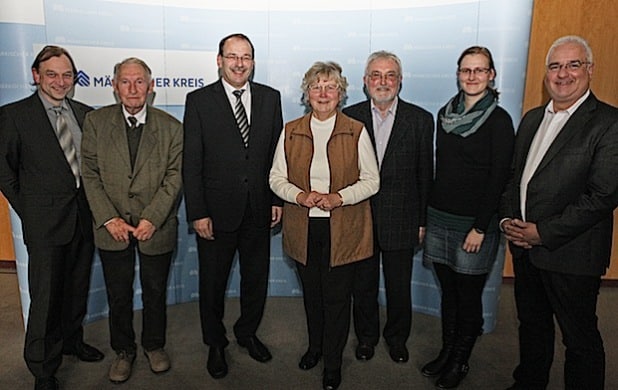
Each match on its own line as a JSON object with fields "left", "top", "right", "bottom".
{"left": 109, "top": 351, "right": 136, "bottom": 383}
{"left": 144, "top": 348, "right": 171, "bottom": 373}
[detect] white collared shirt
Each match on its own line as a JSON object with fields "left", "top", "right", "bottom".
{"left": 122, "top": 104, "right": 147, "bottom": 126}
{"left": 519, "top": 90, "right": 590, "bottom": 220}
{"left": 221, "top": 78, "right": 251, "bottom": 125}
{"left": 370, "top": 97, "right": 398, "bottom": 168}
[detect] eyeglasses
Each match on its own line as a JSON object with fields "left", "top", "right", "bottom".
{"left": 367, "top": 71, "right": 400, "bottom": 82}
{"left": 44, "top": 71, "right": 75, "bottom": 81}
{"left": 457, "top": 68, "right": 491, "bottom": 76}
{"left": 546, "top": 60, "right": 590, "bottom": 73}
{"left": 308, "top": 84, "right": 339, "bottom": 94}
{"left": 222, "top": 54, "right": 253, "bottom": 63}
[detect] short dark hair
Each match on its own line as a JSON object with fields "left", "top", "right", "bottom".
{"left": 218, "top": 33, "right": 255, "bottom": 58}
{"left": 31, "top": 45, "right": 78, "bottom": 83}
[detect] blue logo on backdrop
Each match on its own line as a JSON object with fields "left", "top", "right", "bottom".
{"left": 77, "top": 71, "right": 205, "bottom": 89}
{"left": 76, "top": 70, "right": 90, "bottom": 87}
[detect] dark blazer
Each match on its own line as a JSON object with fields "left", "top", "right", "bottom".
{"left": 501, "top": 93, "right": 618, "bottom": 276}
{"left": 344, "top": 99, "right": 434, "bottom": 250}
{"left": 183, "top": 79, "right": 283, "bottom": 231}
{"left": 81, "top": 104, "right": 183, "bottom": 255}
{"left": 0, "top": 93, "right": 93, "bottom": 245}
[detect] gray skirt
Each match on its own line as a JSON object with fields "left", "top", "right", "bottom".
{"left": 423, "top": 217, "right": 500, "bottom": 275}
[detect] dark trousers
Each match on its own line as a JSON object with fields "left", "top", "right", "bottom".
{"left": 433, "top": 263, "right": 487, "bottom": 337}
{"left": 197, "top": 203, "right": 270, "bottom": 347}
{"left": 24, "top": 218, "right": 94, "bottom": 379}
{"left": 352, "top": 245, "right": 414, "bottom": 347}
{"left": 99, "top": 243, "right": 172, "bottom": 353}
{"left": 512, "top": 251, "right": 604, "bottom": 390}
{"left": 296, "top": 218, "right": 354, "bottom": 371}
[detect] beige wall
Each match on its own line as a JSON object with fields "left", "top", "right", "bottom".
{"left": 0, "top": 193, "right": 15, "bottom": 261}
{"left": 504, "top": 0, "right": 618, "bottom": 279}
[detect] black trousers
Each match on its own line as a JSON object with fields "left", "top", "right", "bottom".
{"left": 99, "top": 243, "right": 172, "bottom": 353}
{"left": 197, "top": 203, "right": 270, "bottom": 347}
{"left": 296, "top": 218, "right": 354, "bottom": 371}
{"left": 352, "top": 244, "right": 414, "bottom": 347}
{"left": 512, "top": 251, "right": 604, "bottom": 390}
{"left": 24, "top": 217, "right": 94, "bottom": 379}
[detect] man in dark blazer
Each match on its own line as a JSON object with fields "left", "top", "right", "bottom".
{"left": 0, "top": 45, "right": 103, "bottom": 390}
{"left": 501, "top": 35, "right": 618, "bottom": 390}
{"left": 343, "top": 51, "right": 434, "bottom": 363}
{"left": 182, "top": 33, "right": 283, "bottom": 379}
{"left": 81, "top": 58, "right": 183, "bottom": 384}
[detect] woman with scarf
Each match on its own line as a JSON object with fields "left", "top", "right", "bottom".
{"left": 421, "top": 46, "right": 514, "bottom": 389}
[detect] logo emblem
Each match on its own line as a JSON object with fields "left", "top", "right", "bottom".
{"left": 76, "top": 70, "right": 90, "bottom": 87}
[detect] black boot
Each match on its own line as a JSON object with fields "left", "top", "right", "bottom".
{"left": 421, "top": 318, "right": 457, "bottom": 377}
{"left": 435, "top": 335, "right": 477, "bottom": 389}
{"left": 423, "top": 264, "right": 458, "bottom": 378}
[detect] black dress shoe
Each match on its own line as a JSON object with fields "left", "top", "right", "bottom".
{"left": 355, "top": 343, "right": 374, "bottom": 361}
{"left": 322, "top": 369, "right": 341, "bottom": 390}
{"left": 298, "top": 350, "right": 321, "bottom": 370}
{"left": 207, "top": 346, "right": 228, "bottom": 379}
{"left": 389, "top": 344, "right": 409, "bottom": 363}
{"left": 237, "top": 336, "right": 272, "bottom": 362}
{"left": 63, "top": 341, "right": 104, "bottom": 362}
{"left": 34, "top": 376, "right": 59, "bottom": 390}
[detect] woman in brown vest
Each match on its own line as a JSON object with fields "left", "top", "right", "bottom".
{"left": 269, "top": 61, "right": 379, "bottom": 390}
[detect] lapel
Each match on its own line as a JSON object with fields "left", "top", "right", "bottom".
{"left": 515, "top": 109, "right": 544, "bottom": 177}
{"left": 533, "top": 94, "right": 597, "bottom": 176}
{"left": 133, "top": 107, "right": 157, "bottom": 176}
{"left": 383, "top": 103, "right": 410, "bottom": 163}
{"left": 26, "top": 94, "right": 74, "bottom": 171}
{"left": 67, "top": 98, "right": 87, "bottom": 128}
{"left": 109, "top": 106, "right": 132, "bottom": 170}
{"left": 249, "top": 81, "right": 260, "bottom": 126}
{"left": 213, "top": 80, "right": 237, "bottom": 125}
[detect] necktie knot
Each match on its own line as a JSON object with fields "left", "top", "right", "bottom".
{"left": 233, "top": 89, "right": 244, "bottom": 100}
{"left": 128, "top": 116, "right": 138, "bottom": 129}
{"left": 52, "top": 106, "right": 63, "bottom": 116}
{"left": 232, "top": 89, "right": 249, "bottom": 148}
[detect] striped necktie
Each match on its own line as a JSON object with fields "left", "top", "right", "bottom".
{"left": 233, "top": 89, "right": 250, "bottom": 147}
{"left": 52, "top": 106, "right": 80, "bottom": 187}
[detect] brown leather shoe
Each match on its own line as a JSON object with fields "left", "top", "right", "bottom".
{"left": 144, "top": 348, "right": 171, "bottom": 373}
{"left": 109, "top": 351, "right": 136, "bottom": 383}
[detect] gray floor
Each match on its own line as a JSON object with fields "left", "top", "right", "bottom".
{"left": 0, "top": 270, "right": 616, "bottom": 389}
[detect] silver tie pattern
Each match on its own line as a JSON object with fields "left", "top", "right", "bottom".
{"left": 233, "top": 89, "right": 250, "bottom": 147}
{"left": 52, "top": 106, "right": 80, "bottom": 187}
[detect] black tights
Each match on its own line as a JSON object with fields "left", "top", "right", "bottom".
{"left": 434, "top": 263, "right": 488, "bottom": 337}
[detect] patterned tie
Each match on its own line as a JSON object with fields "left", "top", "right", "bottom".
{"left": 233, "top": 89, "right": 250, "bottom": 147}
{"left": 127, "top": 116, "right": 140, "bottom": 169}
{"left": 52, "top": 106, "right": 80, "bottom": 187}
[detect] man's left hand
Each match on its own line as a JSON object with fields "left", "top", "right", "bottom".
{"left": 133, "top": 219, "right": 156, "bottom": 241}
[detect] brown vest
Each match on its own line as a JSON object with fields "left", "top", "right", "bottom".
{"left": 281, "top": 111, "right": 373, "bottom": 267}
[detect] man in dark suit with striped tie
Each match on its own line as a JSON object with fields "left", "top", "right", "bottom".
{"left": 183, "top": 33, "right": 283, "bottom": 379}
{"left": 0, "top": 45, "right": 103, "bottom": 390}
